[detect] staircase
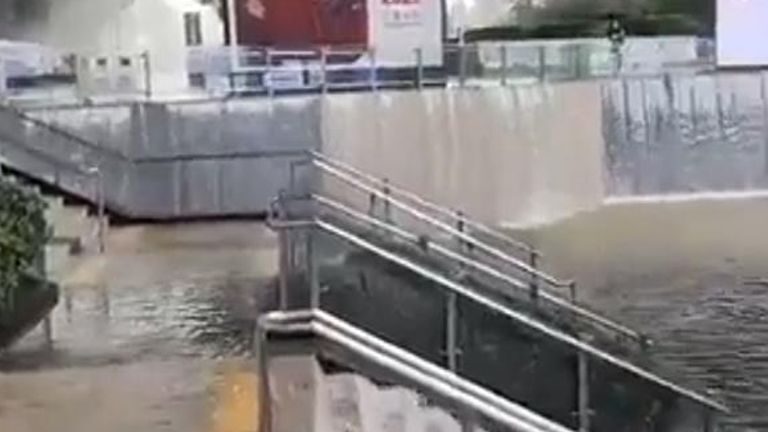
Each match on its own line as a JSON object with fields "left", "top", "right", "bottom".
{"left": 263, "top": 152, "right": 727, "bottom": 432}
{"left": 272, "top": 355, "right": 489, "bottom": 432}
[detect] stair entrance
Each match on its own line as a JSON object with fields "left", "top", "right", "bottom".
{"left": 262, "top": 152, "right": 726, "bottom": 431}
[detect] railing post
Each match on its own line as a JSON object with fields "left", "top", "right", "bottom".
{"left": 415, "top": 47, "right": 424, "bottom": 89}
{"left": 369, "top": 48, "right": 378, "bottom": 91}
{"left": 89, "top": 166, "right": 106, "bottom": 254}
{"left": 265, "top": 48, "right": 274, "bottom": 98}
{"left": 569, "top": 281, "right": 577, "bottom": 303}
{"left": 577, "top": 337, "right": 591, "bottom": 432}
{"left": 537, "top": 45, "right": 546, "bottom": 82}
{"left": 529, "top": 251, "right": 539, "bottom": 302}
{"left": 446, "top": 290, "right": 458, "bottom": 372}
{"left": 320, "top": 46, "right": 329, "bottom": 94}
{"left": 256, "top": 325, "right": 273, "bottom": 432}
{"left": 500, "top": 44, "right": 508, "bottom": 87}
{"left": 276, "top": 191, "right": 290, "bottom": 310}
{"left": 141, "top": 51, "right": 152, "bottom": 100}
{"left": 459, "top": 42, "right": 467, "bottom": 87}
{"left": 382, "top": 178, "right": 392, "bottom": 223}
{"left": 307, "top": 230, "right": 320, "bottom": 310}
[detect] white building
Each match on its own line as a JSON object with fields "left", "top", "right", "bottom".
{"left": 46, "top": 0, "right": 223, "bottom": 94}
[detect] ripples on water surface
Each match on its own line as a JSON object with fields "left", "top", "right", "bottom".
{"left": 521, "top": 195, "right": 768, "bottom": 431}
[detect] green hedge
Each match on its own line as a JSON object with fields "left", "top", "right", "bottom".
{"left": 0, "top": 177, "right": 48, "bottom": 315}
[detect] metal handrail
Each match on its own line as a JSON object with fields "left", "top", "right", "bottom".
{"left": 259, "top": 309, "right": 577, "bottom": 432}
{"left": 0, "top": 103, "right": 131, "bottom": 162}
{"left": 312, "top": 193, "right": 642, "bottom": 344}
{"left": 270, "top": 217, "right": 726, "bottom": 413}
{"left": 312, "top": 158, "right": 570, "bottom": 289}
{"left": 310, "top": 150, "right": 539, "bottom": 258}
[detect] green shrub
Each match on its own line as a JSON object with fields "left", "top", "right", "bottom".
{"left": 0, "top": 177, "right": 48, "bottom": 314}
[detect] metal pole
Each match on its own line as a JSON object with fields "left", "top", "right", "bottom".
{"left": 529, "top": 252, "right": 539, "bottom": 302}
{"left": 577, "top": 337, "right": 591, "bottom": 432}
{"left": 459, "top": 43, "right": 467, "bottom": 87}
{"left": 256, "top": 326, "right": 273, "bottom": 432}
{"left": 382, "top": 178, "right": 392, "bottom": 223}
{"left": 226, "top": 0, "right": 239, "bottom": 73}
{"left": 569, "top": 281, "right": 577, "bottom": 303}
{"left": 537, "top": 46, "right": 546, "bottom": 82}
{"left": 276, "top": 192, "right": 289, "bottom": 310}
{"left": 142, "top": 51, "right": 152, "bottom": 100}
{"left": 500, "top": 45, "right": 508, "bottom": 86}
{"left": 307, "top": 231, "right": 320, "bottom": 310}
{"left": 89, "top": 167, "right": 106, "bottom": 254}
{"left": 320, "top": 46, "right": 328, "bottom": 94}
{"left": 415, "top": 47, "right": 424, "bottom": 89}
{"left": 265, "top": 48, "right": 274, "bottom": 98}
{"left": 446, "top": 290, "right": 458, "bottom": 371}
{"left": 369, "top": 48, "right": 377, "bottom": 91}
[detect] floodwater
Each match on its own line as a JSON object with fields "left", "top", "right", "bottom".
{"left": 0, "top": 222, "right": 279, "bottom": 432}
{"left": 4, "top": 195, "right": 768, "bottom": 431}
{"left": 516, "top": 192, "right": 768, "bottom": 432}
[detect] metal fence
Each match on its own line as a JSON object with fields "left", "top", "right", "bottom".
{"left": 3, "top": 37, "right": 713, "bottom": 105}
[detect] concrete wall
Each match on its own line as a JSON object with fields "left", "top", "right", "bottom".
{"left": 320, "top": 85, "right": 605, "bottom": 226}
{"left": 15, "top": 83, "right": 606, "bottom": 222}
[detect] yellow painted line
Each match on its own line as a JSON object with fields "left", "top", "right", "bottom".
{"left": 211, "top": 363, "right": 261, "bottom": 432}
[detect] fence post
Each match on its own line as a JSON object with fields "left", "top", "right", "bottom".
{"left": 369, "top": 48, "right": 378, "bottom": 92}
{"left": 320, "top": 46, "right": 328, "bottom": 94}
{"left": 265, "top": 48, "right": 274, "bottom": 98}
{"left": 307, "top": 230, "right": 319, "bottom": 309}
{"left": 88, "top": 166, "right": 106, "bottom": 254}
{"left": 141, "top": 51, "right": 152, "bottom": 100}
{"left": 276, "top": 191, "right": 290, "bottom": 310}
{"left": 577, "top": 336, "right": 591, "bottom": 432}
{"left": 529, "top": 251, "right": 539, "bottom": 302}
{"left": 459, "top": 42, "right": 467, "bottom": 87}
{"left": 500, "top": 45, "right": 508, "bottom": 86}
{"left": 382, "top": 178, "right": 392, "bottom": 223}
{"left": 537, "top": 46, "right": 546, "bottom": 82}
{"left": 415, "top": 47, "right": 424, "bottom": 89}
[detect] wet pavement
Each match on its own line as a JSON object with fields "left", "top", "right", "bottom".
{"left": 0, "top": 222, "right": 278, "bottom": 432}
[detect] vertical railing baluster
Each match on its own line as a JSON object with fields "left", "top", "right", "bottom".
{"left": 320, "top": 46, "right": 328, "bottom": 94}
{"left": 415, "top": 47, "right": 424, "bottom": 89}
{"left": 500, "top": 44, "right": 508, "bottom": 87}
{"left": 382, "top": 178, "right": 392, "bottom": 223}
{"left": 577, "top": 338, "right": 591, "bottom": 432}
{"left": 307, "top": 230, "right": 319, "bottom": 310}
{"left": 529, "top": 251, "right": 539, "bottom": 301}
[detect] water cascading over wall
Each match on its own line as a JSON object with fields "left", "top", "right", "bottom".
{"left": 16, "top": 74, "right": 768, "bottom": 225}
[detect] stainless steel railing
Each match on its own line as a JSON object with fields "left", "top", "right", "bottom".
{"left": 265, "top": 216, "right": 727, "bottom": 430}
{"left": 285, "top": 152, "right": 645, "bottom": 346}
{"left": 258, "top": 308, "right": 577, "bottom": 432}
{"left": 309, "top": 193, "right": 642, "bottom": 346}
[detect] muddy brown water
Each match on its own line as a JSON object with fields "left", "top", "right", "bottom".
{"left": 513, "top": 193, "right": 768, "bottom": 432}
{"left": 0, "top": 223, "right": 278, "bottom": 432}
{"left": 3, "top": 197, "right": 768, "bottom": 431}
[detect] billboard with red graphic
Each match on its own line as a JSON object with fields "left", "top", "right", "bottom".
{"left": 233, "top": 0, "right": 442, "bottom": 67}
{"left": 236, "top": 0, "right": 368, "bottom": 47}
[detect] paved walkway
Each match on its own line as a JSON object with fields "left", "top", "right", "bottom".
{"left": 0, "top": 222, "right": 276, "bottom": 432}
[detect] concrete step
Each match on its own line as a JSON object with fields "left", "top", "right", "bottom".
{"left": 267, "top": 354, "right": 478, "bottom": 432}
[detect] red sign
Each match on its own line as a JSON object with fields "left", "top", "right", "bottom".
{"left": 236, "top": 0, "right": 368, "bottom": 47}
